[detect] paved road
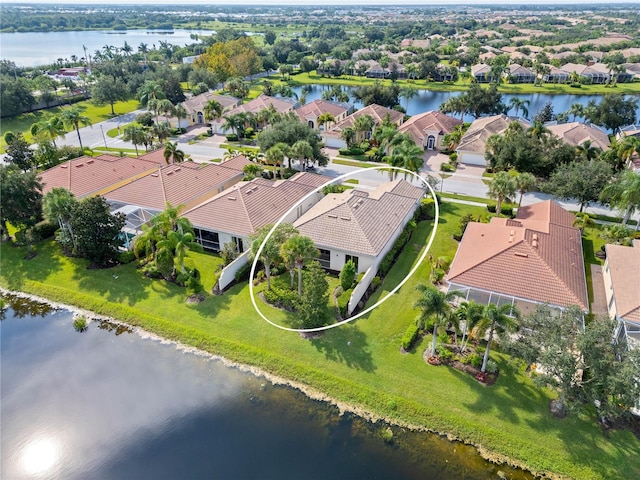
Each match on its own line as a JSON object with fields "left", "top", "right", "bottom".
{"left": 57, "top": 111, "right": 639, "bottom": 225}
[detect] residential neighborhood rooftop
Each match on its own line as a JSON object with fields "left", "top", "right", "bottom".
{"left": 605, "top": 240, "right": 640, "bottom": 324}
{"left": 546, "top": 122, "right": 611, "bottom": 151}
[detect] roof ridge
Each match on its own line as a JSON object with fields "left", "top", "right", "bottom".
{"left": 237, "top": 184, "right": 253, "bottom": 232}
{"left": 158, "top": 166, "right": 168, "bottom": 205}
{"left": 451, "top": 235, "right": 525, "bottom": 278}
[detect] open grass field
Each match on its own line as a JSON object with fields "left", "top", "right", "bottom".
{"left": 0, "top": 99, "right": 140, "bottom": 151}
{"left": 1, "top": 202, "right": 639, "bottom": 480}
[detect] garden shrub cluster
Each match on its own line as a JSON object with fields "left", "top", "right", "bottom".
{"left": 338, "top": 147, "right": 365, "bottom": 156}
{"left": 416, "top": 198, "right": 436, "bottom": 221}
{"left": 401, "top": 323, "right": 420, "bottom": 350}
{"left": 379, "top": 222, "right": 415, "bottom": 277}
{"left": 263, "top": 285, "right": 299, "bottom": 311}
{"left": 225, "top": 134, "right": 239, "bottom": 141}
{"left": 338, "top": 287, "right": 353, "bottom": 317}
{"left": 486, "top": 204, "right": 515, "bottom": 216}
{"left": 30, "top": 221, "right": 58, "bottom": 242}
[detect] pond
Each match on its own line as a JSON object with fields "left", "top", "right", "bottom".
{"left": 0, "top": 294, "right": 533, "bottom": 480}
{"left": 291, "top": 84, "right": 640, "bottom": 125}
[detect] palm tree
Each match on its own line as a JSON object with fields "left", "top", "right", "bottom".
{"left": 280, "top": 234, "right": 319, "bottom": 296}
{"left": 414, "top": 284, "right": 460, "bottom": 357}
{"left": 157, "top": 99, "right": 175, "bottom": 125}
{"left": 572, "top": 212, "right": 595, "bottom": 235}
{"left": 42, "top": 187, "right": 77, "bottom": 248}
{"left": 599, "top": 223, "right": 634, "bottom": 245}
{"left": 455, "top": 301, "right": 484, "bottom": 353}
{"left": 265, "top": 142, "right": 290, "bottom": 178}
{"left": 388, "top": 139, "right": 424, "bottom": 178}
{"left": 204, "top": 99, "right": 223, "bottom": 132}
{"left": 527, "top": 121, "right": 550, "bottom": 140}
{"left": 59, "top": 107, "right": 92, "bottom": 150}
{"left": 477, "top": 303, "right": 519, "bottom": 373}
{"left": 617, "top": 136, "right": 640, "bottom": 169}
{"left": 164, "top": 141, "right": 185, "bottom": 164}
{"left": 514, "top": 172, "right": 536, "bottom": 207}
{"left": 222, "top": 113, "right": 243, "bottom": 138}
{"left": 340, "top": 126, "right": 356, "bottom": 148}
{"left": 30, "top": 115, "right": 65, "bottom": 148}
{"left": 576, "top": 140, "right": 602, "bottom": 162}
{"left": 353, "top": 114, "right": 375, "bottom": 143}
{"left": 399, "top": 86, "right": 418, "bottom": 112}
{"left": 157, "top": 230, "right": 203, "bottom": 276}
{"left": 174, "top": 104, "right": 187, "bottom": 130}
{"left": 137, "top": 81, "right": 165, "bottom": 107}
{"left": 487, "top": 171, "right": 517, "bottom": 214}
{"left": 153, "top": 123, "right": 171, "bottom": 144}
{"left": 317, "top": 112, "right": 335, "bottom": 131}
{"left": 122, "top": 125, "right": 146, "bottom": 156}
{"left": 600, "top": 171, "right": 640, "bottom": 226}
{"left": 442, "top": 124, "right": 465, "bottom": 150}
{"left": 568, "top": 103, "right": 584, "bottom": 121}
{"left": 509, "top": 97, "right": 530, "bottom": 119}
{"left": 290, "top": 140, "right": 313, "bottom": 170}
{"left": 250, "top": 223, "right": 298, "bottom": 290}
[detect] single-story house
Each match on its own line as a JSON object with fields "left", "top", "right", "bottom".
{"left": 294, "top": 99, "right": 349, "bottom": 130}
{"left": 447, "top": 200, "right": 589, "bottom": 316}
{"left": 323, "top": 104, "right": 405, "bottom": 149}
{"left": 507, "top": 64, "right": 536, "bottom": 83}
{"left": 471, "top": 63, "right": 494, "bottom": 83}
{"left": 559, "top": 62, "right": 632, "bottom": 84}
{"left": 39, "top": 151, "right": 165, "bottom": 198}
{"left": 456, "top": 115, "right": 531, "bottom": 166}
{"left": 398, "top": 111, "right": 462, "bottom": 150}
{"left": 179, "top": 92, "right": 241, "bottom": 128}
{"left": 603, "top": 240, "right": 640, "bottom": 347}
{"left": 401, "top": 38, "right": 431, "bottom": 49}
{"left": 294, "top": 179, "right": 425, "bottom": 275}
{"left": 543, "top": 65, "right": 570, "bottom": 83}
{"left": 104, "top": 155, "right": 250, "bottom": 238}
{"left": 546, "top": 122, "right": 610, "bottom": 151}
{"left": 214, "top": 94, "right": 297, "bottom": 134}
{"left": 182, "top": 172, "right": 330, "bottom": 254}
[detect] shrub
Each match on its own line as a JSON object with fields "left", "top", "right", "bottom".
{"left": 401, "top": 322, "right": 420, "bottom": 350}
{"left": 118, "top": 250, "right": 136, "bottom": 264}
{"left": 486, "top": 204, "right": 497, "bottom": 213}
{"left": 244, "top": 127, "right": 254, "bottom": 137}
{"left": 370, "top": 276, "right": 381, "bottom": 292}
{"left": 234, "top": 262, "right": 252, "bottom": 283}
{"left": 263, "top": 286, "right": 299, "bottom": 311}
{"left": 485, "top": 359, "right": 498, "bottom": 374}
{"left": 225, "top": 134, "right": 238, "bottom": 142}
{"left": 467, "top": 353, "right": 483, "bottom": 368}
{"left": 30, "top": 221, "right": 58, "bottom": 241}
{"left": 186, "top": 275, "right": 205, "bottom": 296}
{"left": 437, "top": 345, "right": 454, "bottom": 362}
{"left": 73, "top": 316, "right": 88, "bottom": 332}
{"left": 338, "top": 288, "right": 353, "bottom": 317}
{"left": 501, "top": 205, "right": 514, "bottom": 217}
{"left": 417, "top": 198, "right": 435, "bottom": 220}
{"left": 440, "top": 162, "right": 455, "bottom": 172}
{"left": 449, "top": 152, "right": 458, "bottom": 163}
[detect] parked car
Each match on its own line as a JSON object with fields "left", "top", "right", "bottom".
{"left": 304, "top": 165, "right": 316, "bottom": 172}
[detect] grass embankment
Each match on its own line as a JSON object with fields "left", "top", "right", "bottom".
{"left": 1, "top": 202, "right": 638, "bottom": 480}
{"left": 0, "top": 99, "right": 140, "bottom": 151}
{"left": 270, "top": 71, "right": 640, "bottom": 96}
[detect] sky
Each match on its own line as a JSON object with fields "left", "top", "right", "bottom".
{"left": 2, "top": 0, "right": 633, "bottom": 5}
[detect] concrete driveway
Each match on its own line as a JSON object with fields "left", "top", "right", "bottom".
{"left": 452, "top": 163, "right": 486, "bottom": 184}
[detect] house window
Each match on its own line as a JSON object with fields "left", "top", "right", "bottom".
{"left": 318, "top": 249, "right": 331, "bottom": 269}
{"left": 345, "top": 254, "right": 359, "bottom": 271}
{"left": 608, "top": 295, "right": 615, "bottom": 311}
{"left": 232, "top": 236, "right": 244, "bottom": 253}
{"left": 196, "top": 229, "right": 220, "bottom": 251}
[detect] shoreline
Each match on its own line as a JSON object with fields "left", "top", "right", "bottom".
{"left": 0, "top": 287, "right": 547, "bottom": 479}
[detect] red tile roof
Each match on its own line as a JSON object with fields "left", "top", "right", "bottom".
{"left": 605, "top": 240, "right": 640, "bottom": 324}
{"left": 447, "top": 200, "right": 588, "bottom": 310}
{"left": 399, "top": 111, "right": 462, "bottom": 145}
{"left": 39, "top": 154, "right": 163, "bottom": 198}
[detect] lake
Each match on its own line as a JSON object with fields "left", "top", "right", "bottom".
{"left": 293, "top": 84, "right": 640, "bottom": 124}
{"left": 0, "top": 29, "right": 213, "bottom": 68}
{"left": 0, "top": 294, "right": 533, "bottom": 480}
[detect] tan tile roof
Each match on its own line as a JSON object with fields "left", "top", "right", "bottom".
{"left": 547, "top": 122, "right": 610, "bottom": 151}
{"left": 605, "top": 240, "right": 640, "bottom": 324}
{"left": 399, "top": 111, "right": 462, "bottom": 145}
{"left": 294, "top": 180, "right": 424, "bottom": 256}
{"left": 182, "top": 92, "right": 240, "bottom": 115}
{"left": 225, "top": 94, "right": 296, "bottom": 116}
{"left": 217, "top": 154, "right": 253, "bottom": 172}
{"left": 182, "top": 173, "right": 331, "bottom": 237}
{"left": 447, "top": 200, "right": 588, "bottom": 310}
{"left": 39, "top": 154, "right": 163, "bottom": 198}
{"left": 295, "top": 99, "right": 348, "bottom": 122}
{"left": 329, "top": 104, "right": 404, "bottom": 133}
{"left": 136, "top": 149, "right": 171, "bottom": 166}
{"left": 104, "top": 160, "right": 245, "bottom": 212}
{"left": 288, "top": 171, "right": 332, "bottom": 189}
{"left": 457, "top": 115, "right": 530, "bottom": 154}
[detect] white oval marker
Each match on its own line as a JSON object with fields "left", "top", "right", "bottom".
{"left": 249, "top": 165, "right": 440, "bottom": 332}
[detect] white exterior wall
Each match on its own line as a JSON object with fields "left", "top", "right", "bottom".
{"left": 323, "top": 135, "right": 346, "bottom": 149}
{"left": 458, "top": 150, "right": 486, "bottom": 166}
{"left": 326, "top": 249, "right": 375, "bottom": 274}
{"left": 347, "top": 265, "right": 377, "bottom": 315}
{"left": 218, "top": 250, "right": 250, "bottom": 290}
{"left": 602, "top": 259, "right": 617, "bottom": 319}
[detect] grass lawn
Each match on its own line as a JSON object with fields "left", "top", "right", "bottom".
{"left": 0, "top": 99, "right": 140, "bottom": 151}
{"left": 1, "top": 202, "right": 639, "bottom": 480}
{"left": 333, "top": 158, "right": 383, "bottom": 168}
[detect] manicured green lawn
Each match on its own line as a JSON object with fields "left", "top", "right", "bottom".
{"left": 0, "top": 99, "right": 140, "bottom": 150}
{"left": 2, "top": 202, "right": 639, "bottom": 480}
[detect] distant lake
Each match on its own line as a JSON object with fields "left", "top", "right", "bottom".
{"left": 0, "top": 295, "right": 533, "bottom": 480}
{"left": 293, "top": 85, "right": 640, "bottom": 126}
{"left": 0, "top": 29, "right": 213, "bottom": 67}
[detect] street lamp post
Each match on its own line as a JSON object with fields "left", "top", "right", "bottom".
{"left": 99, "top": 125, "right": 107, "bottom": 149}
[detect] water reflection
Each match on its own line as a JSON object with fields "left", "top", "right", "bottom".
{"left": 0, "top": 298, "right": 533, "bottom": 480}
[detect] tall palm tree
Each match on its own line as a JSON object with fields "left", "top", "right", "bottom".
{"left": 157, "top": 230, "right": 203, "bottom": 276}
{"left": 442, "top": 124, "right": 465, "bottom": 150}
{"left": 477, "top": 303, "right": 519, "bottom": 373}
{"left": 340, "top": 126, "right": 356, "bottom": 148}
{"left": 568, "top": 103, "right": 584, "bottom": 121}
{"left": 399, "top": 86, "right": 418, "bottom": 112}
{"left": 265, "top": 142, "right": 290, "bottom": 178}
{"left": 174, "top": 104, "right": 187, "bottom": 130}
{"left": 290, "top": 140, "right": 313, "bottom": 170}
{"left": 164, "top": 141, "right": 185, "bottom": 164}
{"left": 158, "top": 99, "right": 175, "bottom": 125}
{"left": 509, "top": 97, "right": 530, "bottom": 119}
{"left": 487, "top": 171, "right": 517, "bottom": 214}
{"left": 250, "top": 223, "right": 298, "bottom": 290}
{"left": 153, "top": 123, "right": 171, "bottom": 144}
{"left": 617, "top": 136, "right": 640, "bottom": 169}
{"left": 59, "top": 107, "right": 92, "bottom": 150}
{"left": 576, "top": 140, "right": 601, "bottom": 162}
{"left": 527, "top": 121, "right": 550, "bottom": 140}
{"left": 137, "top": 81, "right": 165, "bottom": 107}
{"left": 515, "top": 172, "right": 536, "bottom": 207}
{"left": 30, "top": 115, "right": 65, "bottom": 148}
{"left": 353, "top": 114, "right": 375, "bottom": 143}
{"left": 122, "top": 125, "right": 146, "bottom": 156}
{"left": 414, "top": 284, "right": 460, "bottom": 357}
{"left": 42, "top": 187, "right": 78, "bottom": 248}
{"left": 455, "top": 301, "right": 484, "bottom": 353}
{"left": 572, "top": 212, "right": 595, "bottom": 235}
{"left": 280, "top": 234, "right": 319, "bottom": 296}
{"left": 317, "top": 112, "right": 335, "bottom": 131}
{"left": 600, "top": 171, "right": 640, "bottom": 226}
{"left": 388, "top": 139, "right": 424, "bottom": 178}
{"left": 222, "top": 113, "right": 243, "bottom": 138}
{"left": 204, "top": 99, "right": 223, "bottom": 132}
